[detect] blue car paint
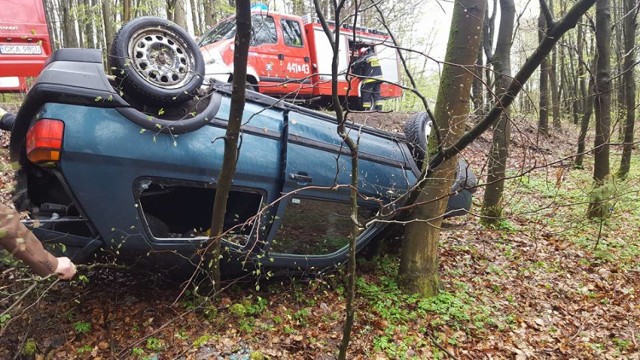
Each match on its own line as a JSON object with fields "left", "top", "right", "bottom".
{"left": 11, "top": 48, "right": 474, "bottom": 274}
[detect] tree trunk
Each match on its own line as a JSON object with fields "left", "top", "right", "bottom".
{"left": 207, "top": 0, "right": 251, "bottom": 291}
{"left": 538, "top": 10, "right": 550, "bottom": 136}
{"left": 472, "top": 39, "right": 485, "bottom": 115}
{"left": 549, "top": 0, "right": 561, "bottom": 130}
{"left": 102, "top": 0, "right": 115, "bottom": 58}
{"left": 173, "top": 0, "right": 188, "bottom": 30}
{"left": 190, "top": 0, "right": 200, "bottom": 35}
{"left": 482, "top": 0, "right": 496, "bottom": 111}
{"left": 574, "top": 62, "right": 595, "bottom": 168}
{"left": 122, "top": 0, "right": 132, "bottom": 22}
{"left": 85, "top": 0, "right": 96, "bottom": 49}
{"left": 614, "top": 0, "right": 625, "bottom": 142}
{"left": 587, "top": 0, "right": 612, "bottom": 218}
{"left": 399, "top": 0, "right": 486, "bottom": 296}
{"left": 204, "top": 0, "right": 215, "bottom": 29}
{"left": 550, "top": 43, "right": 561, "bottom": 129}
{"left": 62, "top": 1, "right": 79, "bottom": 48}
{"left": 44, "top": 0, "right": 59, "bottom": 50}
{"left": 617, "top": 0, "right": 637, "bottom": 178}
{"left": 481, "top": 0, "right": 515, "bottom": 224}
{"left": 166, "top": 0, "right": 174, "bottom": 21}
{"left": 577, "top": 23, "right": 588, "bottom": 114}
{"left": 311, "top": 1, "right": 361, "bottom": 358}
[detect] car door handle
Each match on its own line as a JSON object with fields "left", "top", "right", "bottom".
{"left": 289, "top": 172, "right": 312, "bottom": 184}
{"left": 303, "top": 56, "right": 310, "bottom": 63}
{"left": 278, "top": 53, "right": 285, "bottom": 60}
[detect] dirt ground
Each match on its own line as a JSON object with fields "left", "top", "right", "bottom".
{"left": 1, "top": 100, "right": 639, "bottom": 359}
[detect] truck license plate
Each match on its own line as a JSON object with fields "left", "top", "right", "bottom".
{"left": 0, "top": 44, "right": 42, "bottom": 55}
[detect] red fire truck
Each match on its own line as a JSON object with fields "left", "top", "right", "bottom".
{"left": 0, "top": 0, "right": 52, "bottom": 92}
{"left": 199, "top": 11, "right": 402, "bottom": 108}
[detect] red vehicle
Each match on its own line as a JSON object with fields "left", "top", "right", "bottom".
{"left": 0, "top": 0, "right": 52, "bottom": 92}
{"left": 199, "top": 11, "right": 402, "bottom": 108}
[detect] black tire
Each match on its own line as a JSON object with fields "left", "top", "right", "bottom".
{"left": 403, "top": 112, "right": 432, "bottom": 167}
{"left": 109, "top": 17, "right": 204, "bottom": 105}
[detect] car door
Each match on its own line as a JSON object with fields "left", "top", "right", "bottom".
{"left": 278, "top": 16, "right": 313, "bottom": 96}
{"left": 263, "top": 110, "right": 417, "bottom": 270}
{"left": 248, "top": 14, "right": 283, "bottom": 91}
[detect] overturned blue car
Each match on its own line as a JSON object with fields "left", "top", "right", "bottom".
{"left": 7, "top": 17, "right": 476, "bottom": 276}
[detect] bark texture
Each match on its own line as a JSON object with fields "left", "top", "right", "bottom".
{"left": 617, "top": 0, "right": 637, "bottom": 178}
{"left": 207, "top": 0, "right": 251, "bottom": 290}
{"left": 399, "top": 0, "right": 486, "bottom": 296}
{"left": 538, "top": 11, "right": 550, "bottom": 136}
{"left": 588, "top": 0, "right": 612, "bottom": 218}
{"left": 481, "top": 0, "right": 515, "bottom": 224}
{"left": 588, "top": 0, "right": 611, "bottom": 217}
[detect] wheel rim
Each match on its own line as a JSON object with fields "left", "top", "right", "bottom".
{"left": 423, "top": 119, "right": 432, "bottom": 149}
{"left": 127, "top": 27, "right": 197, "bottom": 90}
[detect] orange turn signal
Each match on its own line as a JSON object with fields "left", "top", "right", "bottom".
{"left": 26, "top": 119, "right": 64, "bottom": 164}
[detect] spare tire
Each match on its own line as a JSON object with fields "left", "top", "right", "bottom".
{"left": 109, "top": 17, "right": 204, "bottom": 105}
{"left": 403, "top": 112, "right": 433, "bottom": 167}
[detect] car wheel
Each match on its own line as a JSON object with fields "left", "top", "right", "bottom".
{"left": 403, "top": 112, "right": 432, "bottom": 167}
{"left": 109, "top": 17, "right": 204, "bottom": 105}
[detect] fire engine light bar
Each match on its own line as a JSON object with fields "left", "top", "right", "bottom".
{"left": 26, "top": 119, "right": 64, "bottom": 164}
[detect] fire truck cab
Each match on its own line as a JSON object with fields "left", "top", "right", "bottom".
{"left": 199, "top": 11, "right": 402, "bottom": 108}
{"left": 0, "top": 0, "right": 52, "bottom": 92}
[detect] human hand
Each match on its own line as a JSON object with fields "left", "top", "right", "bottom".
{"left": 55, "top": 257, "right": 77, "bottom": 280}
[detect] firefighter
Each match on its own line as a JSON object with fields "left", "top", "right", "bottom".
{"left": 352, "top": 46, "right": 383, "bottom": 111}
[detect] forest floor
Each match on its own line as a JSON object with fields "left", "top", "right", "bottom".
{"left": 1, "top": 102, "right": 639, "bottom": 359}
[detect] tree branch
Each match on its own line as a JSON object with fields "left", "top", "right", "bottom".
{"left": 539, "top": 0, "right": 555, "bottom": 27}
{"left": 428, "top": 0, "right": 596, "bottom": 173}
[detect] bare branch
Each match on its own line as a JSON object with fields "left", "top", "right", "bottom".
{"left": 539, "top": 0, "right": 555, "bottom": 27}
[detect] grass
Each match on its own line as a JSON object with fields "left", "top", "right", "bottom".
{"left": 351, "top": 257, "right": 515, "bottom": 357}
{"left": 502, "top": 151, "right": 640, "bottom": 270}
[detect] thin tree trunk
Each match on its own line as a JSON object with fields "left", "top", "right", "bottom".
{"left": 63, "top": 0, "right": 79, "bottom": 48}
{"left": 190, "top": 0, "right": 200, "bottom": 35}
{"left": 588, "top": 0, "right": 612, "bottom": 218}
{"left": 44, "top": 0, "right": 59, "bottom": 50}
{"left": 550, "top": 46, "right": 561, "bottom": 129}
{"left": 122, "top": 0, "right": 132, "bottom": 22}
{"left": 548, "top": 0, "right": 561, "bottom": 130}
{"left": 617, "top": 0, "right": 637, "bottom": 178}
{"left": 472, "top": 38, "right": 485, "bottom": 115}
{"left": 207, "top": 0, "right": 251, "bottom": 291}
{"left": 102, "top": 0, "right": 115, "bottom": 55}
{"left": 85, "top": 0, "right": 96, "bottom": 49}
{"left": 538, "top": 10, "right": 550, "bottom": 136}
{"left": 204, "top": 0, "right": 215, "bottom": 29}
{"left": 481, "top": 0, "right": 515, "bottom": 224}
{"left": 575, "top": 63, "right": 595, "bottom": 168}
{"left": 577, "top": 23, "right": 588, "bottom": 113}
{"left": 482, "top": 0, "right": 496, "bottom": 111}
{"left": 312, "top": 0, "right": 361, "bottom": 358}
{"left": 614, "top": 0, "right": 625, "bottom": 142}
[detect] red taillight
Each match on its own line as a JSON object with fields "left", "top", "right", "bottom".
{"left": 26, "top": 119, "right": 64, "bottom": 164}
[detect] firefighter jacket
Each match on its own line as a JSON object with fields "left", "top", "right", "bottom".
{"left": 353, "top": 52, "right": 382, "bottom": 83}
